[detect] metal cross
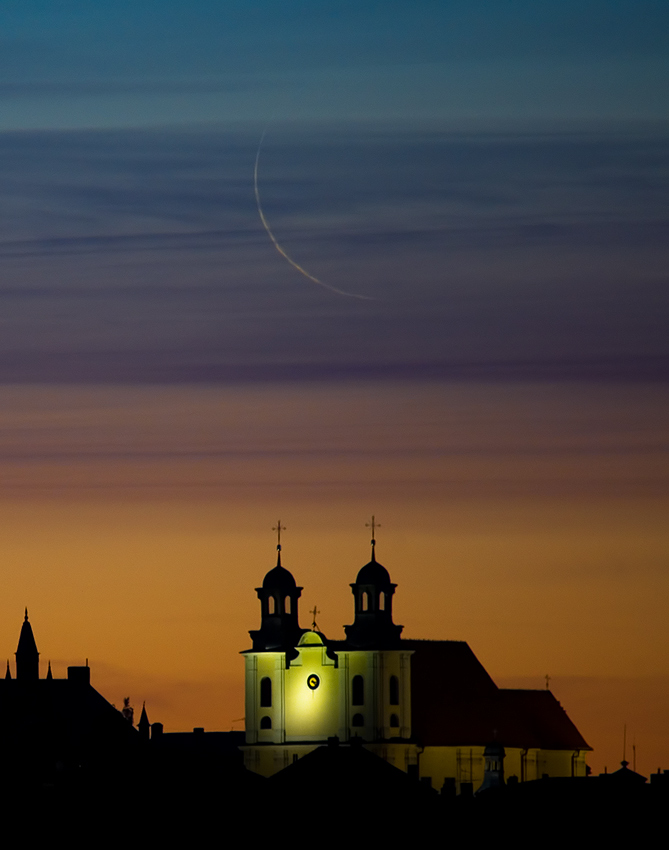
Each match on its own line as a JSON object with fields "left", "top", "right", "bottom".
{"left": 310, "top": 606, "right": 320, "bottom": 631}
{"left": 365, "top": 515, "right": 380, "bottom": 544}
{"left": 273, "top": 520, "right": 285, "bottom": 551}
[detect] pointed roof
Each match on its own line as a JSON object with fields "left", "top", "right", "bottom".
{"left": 4, "top": 660, "right": 11, "bottom": 680}
{"left": 16, "top": 608, "right": 39, "bottom": 657}
{"left": 46, "top": 661, "right": 53, "bottom": 681}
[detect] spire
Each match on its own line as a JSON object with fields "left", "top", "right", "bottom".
{"left": 5, "top": 660, "right": 11, "bottom": 680}
{"left": 46, "top": 660, "right": 53, "bottom": 681}
{"left": 138, "top": 701, "right": 150, "bottom": 739}
{"left": 273, "top": 520, "right": 285, "bottom": 567}
{"left": 366, "top": 515, "right": 380, "bottom": 562}
{"left": 15, "top": 609, "right": 39, "bottom": 681}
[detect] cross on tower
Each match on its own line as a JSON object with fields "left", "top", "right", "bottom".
{"left": 272, "top": 520, "right": 285, "bottom": 551}
{"left": 310, "top": 606, "right": 320, "bottom": 631}
{"left": 365, "top": 515, "right": 380, "bottom": 545}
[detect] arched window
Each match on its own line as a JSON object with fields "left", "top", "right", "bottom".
{"left": 379, "top": 592, "right": 385, "bottom": 611}
{"left": 268, "top": 596, "right": 276, "bottom": 615}
{"left": 260, "top": 715, "right": 272, "bottom": 729}
{"left": 390, "top": 714, "right": 400, "bottom": 728}
{"left": 352, "top": 713, "right": 364, "bottom": 727}
{"left": 389, "top": 675, "right": 399, "bottom": 705}
{"left": 285, "top": 595, "right": 291, "bottom": 614}
{"left": 352, "top": 675, "right": 364, "bottom": 706}
{"left": 361, "top": 591, "right": 369, "bottom": 612}
{"left": 260, "top": 677, "right": 272, "bottom": 707}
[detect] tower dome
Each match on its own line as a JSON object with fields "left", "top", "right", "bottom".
{"left": 262, "top": 563, "right": 297, "bottom": 591}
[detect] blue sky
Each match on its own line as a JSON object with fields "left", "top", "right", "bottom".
{"left": 1, "top": 1, "right": 668, "bottom": 129}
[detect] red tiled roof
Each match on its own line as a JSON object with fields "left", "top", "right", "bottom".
{"left": 408, "top": 640, "right": 590, "bottom": 751}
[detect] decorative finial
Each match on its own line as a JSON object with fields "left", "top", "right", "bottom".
{"left": 310, "top": 606, "right": 320, "bottom": 631}
{"left": 365, "top": 515, "right": 380, "bottom": 560}
{"left": 47, "top": 660, "right": 53, "bottom": 681}
{"left": 5, "top": 660, "right": 11, "bottom": 680}
{"left": 545, "top": 674, "right": 551, "bottom": 690}
{"left": 24, "top": 607, "right": 28, "bottom": 622}
{"left": 273, "top": 520, "right": 285, "bottom": 565}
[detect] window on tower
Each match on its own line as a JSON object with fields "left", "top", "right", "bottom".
{"left": 389, "top": 675, "right": 399, "bottom": 705}
{"left": 352, "top": 713, "right": 364, "bottom": 727}
{"left": 260, "top": 715, "right": 272, "bottom": 729}
{"left": 352, "top": 675, "right": 364, "bottom": 706}
{"left": 260, "top": 677, "right": 272, "bottom": 707}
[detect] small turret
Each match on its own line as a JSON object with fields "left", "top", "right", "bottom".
{"left": 477, "top": 740, "right": 506, "bottom": 793}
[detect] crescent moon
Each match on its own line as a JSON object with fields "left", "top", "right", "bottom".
{"left": 254, "top": 132, "right": 374, "bottom": 301}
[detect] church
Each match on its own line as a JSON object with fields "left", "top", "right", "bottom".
{"left": 242, "top": 532, "right": 590, "bottom": 791}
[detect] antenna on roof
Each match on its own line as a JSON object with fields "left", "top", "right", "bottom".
{"left": 622, "top": 723, "right": 628, "bottom": 768}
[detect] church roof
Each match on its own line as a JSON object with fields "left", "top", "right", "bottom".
{"left": 407, "top": 640, "right": 590, "bottom": 751}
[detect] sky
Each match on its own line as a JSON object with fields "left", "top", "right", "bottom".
{"left": 0, "top": 1, "right": 668, "bottom": 776}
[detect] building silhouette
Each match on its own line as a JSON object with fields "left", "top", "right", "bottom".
{"left": 0, "top": 610, "right": 140, "bottom": 789}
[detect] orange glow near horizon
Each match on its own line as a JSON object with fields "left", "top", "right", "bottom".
{"left": 0, "top": 380, "right": 666, "bottom": 776}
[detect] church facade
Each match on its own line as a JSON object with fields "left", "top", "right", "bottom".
{"left": 242, "top": 541, "right": 590, "bottom": 790}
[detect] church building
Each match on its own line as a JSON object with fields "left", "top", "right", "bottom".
{"left": 242, "top": 532, "right": 590, "bottom": 791}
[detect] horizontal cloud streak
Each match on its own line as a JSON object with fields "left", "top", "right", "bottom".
{"left": 0, "top": 123, "right": 666, "bottom": 383}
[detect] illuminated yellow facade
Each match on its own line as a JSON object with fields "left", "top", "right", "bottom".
{"left": 242, "top": 544, "right": 590, "bottom": 787}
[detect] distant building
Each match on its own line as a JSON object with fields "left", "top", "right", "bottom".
{"left": 0, "top": 610, "right": 140, "bottom": 786}
{"left": 242, "top": 541, "right": 590, "bottom": 790}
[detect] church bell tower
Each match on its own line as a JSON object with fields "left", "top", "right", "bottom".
{"left": 248, "top": 522, "right": 304, "bottom": 652}
{"left": 344, "top": 530, "right": 403, "bottom": 649}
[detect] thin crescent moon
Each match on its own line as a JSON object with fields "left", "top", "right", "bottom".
{"left": 254, "top": 132, "right": 374, "bottom": 300}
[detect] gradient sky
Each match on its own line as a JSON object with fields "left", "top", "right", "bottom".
{"left": 0, "top": 1, "right": 667, "bottom": 776}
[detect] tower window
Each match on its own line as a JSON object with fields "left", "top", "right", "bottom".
{"left": 260, "top": 715, "right": 272, "bottom": 729}
{"left": 260, "top": 677, "right": 272, "bottom": 707}
{"left": 389, "top": 675, "right": 399, "bottom": 705}
{"left": 361, "top": 591, "right": 369, "bottom": 612}
{"left": 268, "top": 596, "right": 276, "bottom": 615}
{"left": 379, "top": 592, "right": 385, "bottom": 611}
{"left": 352, "top": 675, "right": 364, "bottom": 706}
{"left": 285, "top": 595, "right": 291, "bottom": 615}
{"left": 352, "top": 713, "right": 364, "bottom": 727}
{"left": 390, "top": 714, "right": 400, "bottom": 728}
